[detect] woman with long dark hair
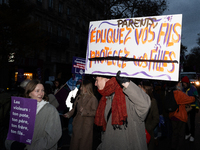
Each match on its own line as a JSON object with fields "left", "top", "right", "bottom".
{"left": 63, "top": 80, "right": 98, "bottom": 150}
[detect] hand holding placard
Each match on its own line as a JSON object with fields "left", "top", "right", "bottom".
{"left": 116, "top": 71, "right": 130, "bottom": 88}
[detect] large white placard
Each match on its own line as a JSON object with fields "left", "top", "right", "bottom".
{"left": 85, "top": 14, "right": 182, "bottom": 81}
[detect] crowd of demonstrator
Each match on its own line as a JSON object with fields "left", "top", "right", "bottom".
{"left": 0, "top": 73, "right": 199, "bottom": 150}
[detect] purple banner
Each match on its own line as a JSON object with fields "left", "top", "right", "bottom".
{"left": 7, "top": 97, "right": 37, "bottom": 145}
{"left": 72, "top": 56, "right": 85, "bottom": 75}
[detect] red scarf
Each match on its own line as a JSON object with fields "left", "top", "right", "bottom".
{"left": 94, "top": 77, "right": 128, "bottom": 131}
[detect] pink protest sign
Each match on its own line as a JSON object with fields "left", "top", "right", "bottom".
{"left": 7, "top": 96, "right": 37, "bottom": 145}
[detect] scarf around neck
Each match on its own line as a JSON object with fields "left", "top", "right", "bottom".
{"left": 94, "top": 77, "right": 127, "bottom": 131}
{"left": 37, "top": 100, "right": 49, "bottom": 114}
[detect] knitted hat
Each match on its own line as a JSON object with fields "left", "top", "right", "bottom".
{"left": 181, "top": 76, "right": 190, "bottom": 83}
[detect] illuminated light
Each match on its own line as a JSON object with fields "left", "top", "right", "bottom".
{"left": 7, "top": 88, "right": 9, "bottom": 90}
{"left": 195, "top": 81, "right": 200, "bottom": 86}
{"left": 23, "top": 72, "right": 33, "bottom": 80}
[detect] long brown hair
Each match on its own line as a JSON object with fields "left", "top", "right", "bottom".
{"left": 24, "top": 79, "right": 48, "bottom": 101}
{"left": 81, "top": 80, "right": 95, "bottom": 97}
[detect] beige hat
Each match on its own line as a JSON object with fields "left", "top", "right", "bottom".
{"left": 20, "top": 79, "right": 31, "bottom": 89}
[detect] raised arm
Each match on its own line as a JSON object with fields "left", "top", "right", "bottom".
{"left": 123, "top": 81, "right": 151, "bottom": 121}
{"left": 116, "top": 71, "right": 151, "bottom": 121}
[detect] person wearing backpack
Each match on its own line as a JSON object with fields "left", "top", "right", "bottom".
{"left": 168, "top": 81, "right": 195, "bottom": 150}
{"left": 181, "top": 76, "right": 199, "bottom": 142}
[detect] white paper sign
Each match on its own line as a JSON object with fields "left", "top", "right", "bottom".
{"left": 85, "top": 14, "right": 182, "bottom": 81}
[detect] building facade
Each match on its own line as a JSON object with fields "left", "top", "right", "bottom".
{"left": 1, "top": 0, "right": 105, "bottom": 89}
{"left": 29, "top": 0, "right": 105, "bottom": 83}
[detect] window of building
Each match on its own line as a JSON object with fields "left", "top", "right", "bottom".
{"left": 46, "top": 49, "right": 51, "bottom": 61}
{"left": 67, "top": 7, "right": 71, "bottom": 20}
{"left": 59, "top": 2, "right": 63, "bottom": 14}
{"left": 82, "top": 0, "right": 86, "bottom": 8}
{"left": 96, "top": 13, "right": 100, "bottom": 20}
{"left": 75, "top": 35, "right": 79, "bottom": 44}
{"left": 8, "top": 53, "right": 15, "bottom": 62}
{"left": 66, "top": 51, "right": 70, "bottom": 63}
{"left": 58, "top": 26, "right": 62, "bottom": 37}
{"left": 37, "top": 0, "right": 42, "bottom": 6}
{"left": 48, "top": 0, "right": 53, "bottom": 8}
{"left": 15, "top": 72, "right": 33, "bottom": 82}
{"left": 66, "top": 29, "right": 70, "bottom": 40}
{"left": 47, "top": 21, "right": 52, "bottom": 33}
{"left": 76, "top": 17, "right": 79, "bottom": 26}
{"left": 0, "top": 0, "right": 8, "bottom": 5}
{"left": 57, "top": 52, "right": 61, "bottom": 62}
{"left": 67, "top": 7, "right": 71, "bottom": 15}
{"left": 92, "top": 9, "right": 95, "bottom": 18}
{"left": 82, "top": 19, "right": 86, "bottom": 29}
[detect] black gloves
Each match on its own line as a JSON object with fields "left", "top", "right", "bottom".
{"left": 116, "top": 71, "right": 130, "bottom": 87}
{"left": 11, "top": 141, "right": 26, "bottom": 150}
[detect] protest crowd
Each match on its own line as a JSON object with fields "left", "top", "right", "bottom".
{"left": 0, "top": 6, "right": 193, "bottom": 150}
{"left": 0, "top": 71, "right": 200, "bottom": 150}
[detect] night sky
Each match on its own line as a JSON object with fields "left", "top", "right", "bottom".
{"left": 163, "top": 0, "right": 200, "bottom": 54}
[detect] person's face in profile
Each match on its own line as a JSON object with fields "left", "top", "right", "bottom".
{"left": 80, "top": 85, "right": 87, "bottom": 94}
{"left": 95, "top": 77, "right": 109, "bottom": 90}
